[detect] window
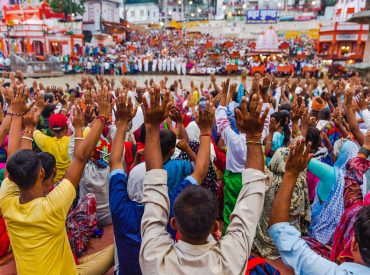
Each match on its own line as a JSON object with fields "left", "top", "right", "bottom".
{"left": 130, "top": 10, "right": 135, "bottom": 17}
{"left": 148, "top": 10, "right": 150, "bottom": 17}
{"left": 140, "top": 10, "right": 144, "bottom": 16}
{"left": 153, "top": 11, "right": 156, "bottom": 17}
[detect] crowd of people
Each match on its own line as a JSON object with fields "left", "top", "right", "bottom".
{"left": 59, "top": 31, "right": 331, "bottom": 78}
{"left": 0, "top": 68, "right": 369, "bottom": 275}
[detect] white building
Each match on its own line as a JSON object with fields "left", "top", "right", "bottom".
{"left": 83, "top": 0, "right": 122, "bottom": 33}
{"left": 123, "top": 0, "right": 160, "bottom": 24}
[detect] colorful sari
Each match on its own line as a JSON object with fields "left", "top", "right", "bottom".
{"left": 330, "top": 156, "right": 370, "bottom": 263}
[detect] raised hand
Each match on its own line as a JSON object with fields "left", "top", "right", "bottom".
{"left": 332, "top": 107, "right": 343, "bottom": 128}
{"left": 142, "top": 86, "right": 171, "bottom": 126}
{"left": 220, "top": 78, "right": 230, "bottom": 106}
{"left": 290, "top": 101, "right": 305, "bottom": 122}
{"left": 71, "top": 104, "right": 84, "bottom": 129}
{"left": 11, "top": 85, "right": 33, "bottom": 115}
{"left": 115, "top": 89, "right": 138, "bottom": 125}
{"left": 235, "top": 94, "right": 269, "bottom": 140}
{"left": 344, "top": 85, "right": 355, "bottom": 109}
{"left": 210, "top": 73, "right": 216, "bottom": 84}
{"left": 96, "top": 86, "right": 112, "bottom": 120}
{"left": 35, "top": 93, "right": 48, "bottom": 112}
{"left": 195, "top": 101, "right": 215, "bottom": 135}
{"left": 176, "top": 139, "right": 191, "bottom": 153}
{"left": 23, "top": 106, "right": 40, "bottom": 129}
{"left": 260, "top": 77, "right": 271, "bottom": 94}
{"left": 169, "top": 105, "right": 183, "bottom": 123}
{"left": 357, "top": 93, "right": 368, "bottom": 111}
{"left": 285, "top": 138, "right": 312, "bottom": 176}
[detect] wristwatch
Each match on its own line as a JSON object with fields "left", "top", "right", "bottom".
{"left": 359, "top": 147, "right": 370, "bottom": 157}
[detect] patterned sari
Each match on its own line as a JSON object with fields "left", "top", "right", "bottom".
{"left": 330, "top": 157, "right": 370, "bottom": 263}
{"left": 254, "top": 147, "right": 311, "bottom": 260}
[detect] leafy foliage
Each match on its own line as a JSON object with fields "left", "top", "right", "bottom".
{"left": 48, "top": 0, "right": 86, "bottom": 19}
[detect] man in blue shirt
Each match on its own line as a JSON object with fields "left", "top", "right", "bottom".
{"left": 108, "top": 90, "right": 213, "bottom": 275}
{"left": 268, "top": 138, "right": 370, "bottom": 275}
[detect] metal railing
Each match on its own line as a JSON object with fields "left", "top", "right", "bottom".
{"left": 9, "top": 54, "right": 63, "bottom": 76}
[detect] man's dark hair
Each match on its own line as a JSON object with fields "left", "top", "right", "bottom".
{"left": 174, "top": 185, "right": 219, "bottom": 240}
{"left": 38, "top": 152, "right": 56, "bottom": 180}
{"left": 279, "top": 102, "right": 292, "bottom": 113}
{"left": 6, "top": 150, "right": 41, "bottom": 189}
{"left": 354, "top": 205, "right": 370, "bottom": 266}
{"left": 318, "top": 108, "right": 331, "bottom": 121}
{"left": 160, "top": 129, "right": 176, "bottom": 157}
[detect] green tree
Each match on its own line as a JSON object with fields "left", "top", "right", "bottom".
{"left": 48, "top": 0, "right": 86, "bottom": 20}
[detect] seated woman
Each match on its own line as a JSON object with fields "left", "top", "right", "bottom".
{"left": 330, "top": 140, "right": 370, "bottom": 263}
{"left": 306, "top": 127, "right": 329, "bottom": 203}
{"left": 308, "top": 139, "right": 359, "bottom": 245}
{"left": 254, "top": 146, "right": 310, "bottom": 260}
{"left": 77, "top": 135, "right": 112, "bottom": 227}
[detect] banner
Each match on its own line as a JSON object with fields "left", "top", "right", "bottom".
{"left": 246, "top": 10, "right": 278, "bottom": 24}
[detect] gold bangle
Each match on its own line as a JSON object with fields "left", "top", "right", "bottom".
{"left": 21, "top": 136, "right": 33, "bottom": 142}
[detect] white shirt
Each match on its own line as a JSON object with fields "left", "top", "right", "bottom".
{"left": 215, "top": 104, "right": 271, "bottom": 173}
{"left": 139, "top": 169, "right": 266, "bottom": 275}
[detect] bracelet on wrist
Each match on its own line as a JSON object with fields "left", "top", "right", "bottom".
{"left": 8, "top": 112, "right": 23, "bottom": 117}
{"left": 200, "top": 133, "right": 211, "bottom": 138}
{"left": 21, "top": 136, "right": 33, "bottom": 142}
{"left": 23, "top": 130, "right": 34, "bottom": 135}
{"left": 74, "top": 137, "right": 84, "bottom": 141}
{"left": 96, "top": 115, "right": 108, "bottom": 124}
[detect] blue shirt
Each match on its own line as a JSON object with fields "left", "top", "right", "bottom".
{"left": 163, "top": 159, "right": 193, "bottom": 193}
{"left": 269, "top": 222, "right": 370, "bottom": 275}
{"left": 109, "top": 170, "right": 197, "bottom": 275}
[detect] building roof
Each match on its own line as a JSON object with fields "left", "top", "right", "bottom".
{"left": 124, "top": 0, "right": 158, "bottom": 5}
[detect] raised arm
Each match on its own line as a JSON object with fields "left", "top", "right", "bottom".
{"left": 110, "top": 90, "right": 137, "bottom": 171}
{"left": 217, "top": 95, "right": 269, "bottom": 272}
{"left": 191, "top": 101, "right": 214, "bottom": 184}
{"left": 344, "top": 87, "right": 364, "bottom": 145}
{"left": 8, "top": 86, "right": 33, "bottom": 159}
{"left": 269, "top": 138, "right": 312, "bottom": 225}
{"left": 268, "top": 139, "right": 341, "bottom": 274}
{"left": 143, "top": 87, "right": 171, "bottom": 171}
{"left": 139, "top": 86, "right": 173, "bottom": 273}
{"left": 64, "top": 86, "right": 111, "bottom": 188}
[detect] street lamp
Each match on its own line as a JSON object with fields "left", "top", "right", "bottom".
{"left": 189, "top": 0, "right": 193, "bottom": 4}
{"left": 178, "top": 0, "right": 182, "bottom": 4}
{"left": 197, "top": 8, "right": 201, "bottom": 13}
{"left": 191, "top": 13, "right": 195, "bottom": 17}
{"left": 222, "top": 5, "right": 226, "bottom": 10}
{"left": 312, "top": 0, "right": 317, "bottom": 5}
